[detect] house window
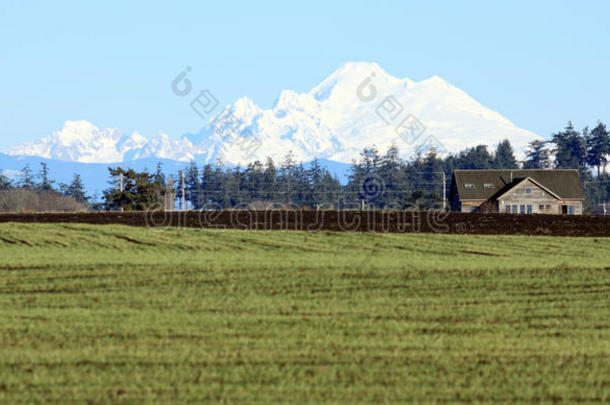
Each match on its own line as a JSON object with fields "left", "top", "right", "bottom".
{"left": 512, "top": 205, "right": 518, "bottom": 213}
{"left": 539, "top": 204, "right": 544, "bottom": 211}
{"left": 483, "top": 183, "right": 494, "bottom": 190}
{"left": 464, "top": 183, "right": 475, "bottom": 190}
{"left": 568, "top": 205, "right": 574, "bottom": 215}
{"left": 526, "top": 188, "right": 532, "bottom": 194}
{"left": 520, "top": 205, "right": 525, "bottom": 214}
{"left": 505, "top": 205, "right": 511, "bottom": 213}
{"left": 527, "top": 205, "right": 532, "bottom": 214}
{"left": 546, "top": 204, "right": 551, "bottom": 211}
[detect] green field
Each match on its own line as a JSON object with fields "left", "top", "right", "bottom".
{"left": 0, "top": 223, "right": 609, "bottom": 403}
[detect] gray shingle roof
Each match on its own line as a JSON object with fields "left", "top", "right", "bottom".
{"left": 451, "top": 169, "right": 584, "bottom": 200}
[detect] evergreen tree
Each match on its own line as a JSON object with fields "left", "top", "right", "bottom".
{"left": 60, "top": 173, "right": 87, "bottom": 201}
{"left": 469, "top": 145, "right": 494, "bottom": 169}
{"left": 104, "top": 167, "right": 161, "bottom": 211}
{"left": 262, "top": 157, "right": 277, "bottom": 202}
{"left": 308, "top": 158, "right": 325, "bottom": 207}
{"left": 360, "top": 146, "right": 382, "bottom": 173}
{"left": 185, "top": 160, "right": 201, "bottom": 209}
{"left": 229, "top": 166, "right": 247, "bottom": 206}
{"left": 292, "top": 163, "right": 309, "bottom": 206}
{"left": 346, "top": 158, "right": 365, "bottom": 202}
{"left": 422, "top": 150, "right": 445, "bottom": 207}
{"left": 454, "top": 145, "right": 494, "bottom": 169}
{"left": 378, "top": 145, "right": 405, "bottom": 206}
{"left": 551, "top": 122, "right": 587, "bottom": 170}
{"left": 153, "top": 162, "right": 166, "bottom": 187}
{"left": 200, "top": 164, "right": 214, "bottom": 206}
{"left": 522, "top": 140, "right": 551, "bottom": 169}
{"left": 244, "top": 160, "right": 265, "bottom": 201}
{"left": 0, "top": 170, "right": 12, "bottom": 190}
{"left": 213, "top": 159, "right": 229, "bottom": 208}
{"left": 320, "top": 171, "right": 341, "bottom": 207}
{"left": 493, "top": 139, "right": 519, "bottom": 169}
{"left": 280, "top": 151, "right": 297, "bottom": 204}
{"left": 175, "top": 170, "right": 185, "bottom": 209}
{"left": 587, "top": 122, "right": 609, "bottom": 177}
{"left": 18, "top": 164, "right": 35, "bottom": 188}
{"left": 346, "top": 147, "right": 382, "bottom": 206}
{"left": 37, "top": 162, "right": 55, "bottom": 191}
{"left": 442, "top": 154, "right": 458, "bottom": 175}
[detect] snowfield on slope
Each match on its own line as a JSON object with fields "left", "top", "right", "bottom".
{"left": 5, "top": 62, "right": 539, "bottom": 164}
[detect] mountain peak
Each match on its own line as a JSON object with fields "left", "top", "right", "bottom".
{"left": 310, "top": 61, "right": 406, "bottom": 103}
{"left": 3, "top": 62, "right": 538, "bottom": 164}
{"left": 334, "top": 61, "right": 384, "bottom": 76}
{"left": 62, "top": 120, "right": 99, "bottom": 131}
{"left": 54, "top": 120, "right": 105, "bottom": 143}
{"left": 231, "top": 97, "right": 262, "bottom": 121}
{"left": 424, "top": 75, "right": 447, "bottom": 84}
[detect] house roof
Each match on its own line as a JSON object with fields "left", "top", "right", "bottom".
{"left": 494, "top": 176, "right": 562, "bottom": 200}
{"left": 451, "top": 169, "right": 584, "bottom": 201}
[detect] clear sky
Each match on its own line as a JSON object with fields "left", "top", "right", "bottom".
{"left": 0, "top": 0, "right": 609, "bottom": 149}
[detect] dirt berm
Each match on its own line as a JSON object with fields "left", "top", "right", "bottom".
{"left": 1, "top": 211, "right": 610, "bottom": 236}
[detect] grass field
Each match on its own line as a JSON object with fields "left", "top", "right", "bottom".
{"left": 0, "top": 223, "right": 609, "bottom": 402}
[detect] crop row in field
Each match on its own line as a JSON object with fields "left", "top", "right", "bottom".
{"left": 0, "top": 223, "right": 609, "bottom": 402}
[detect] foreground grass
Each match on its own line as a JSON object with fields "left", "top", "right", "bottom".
{"left": 0, "top": 223, "right": 609, "bottom": 403}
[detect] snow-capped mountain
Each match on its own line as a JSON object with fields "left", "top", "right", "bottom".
{"left": 6, "top": 121, "right": 192, "bottom": 163}
{"left": 5, "top": 62, "right": 539, "bottom": 164}
{"left": 7, "top": 120, "right": 145, "bottom": 163}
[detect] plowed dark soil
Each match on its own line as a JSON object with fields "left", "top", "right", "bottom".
{"left": 1, "top": 211, "right": 609, "bottom": 236}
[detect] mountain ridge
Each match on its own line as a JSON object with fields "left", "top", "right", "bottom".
{"left": 4, "top": 62, "right": 539, "bottom": 164}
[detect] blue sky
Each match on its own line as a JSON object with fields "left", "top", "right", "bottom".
{"left": 0, "top": 0, "right": 609, "bottom": 150}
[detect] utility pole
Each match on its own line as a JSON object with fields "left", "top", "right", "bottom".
{"left": 442, "top": 171, "right": 446, "bottom": 211}
{"left": 166, "top": 175, "right": 174, "bottom": 211}
{"left": 181, "top": 170, "right": 186, "bottom": 211}
{"left": 119, "top": 173, "right": 124, "bottom": 212}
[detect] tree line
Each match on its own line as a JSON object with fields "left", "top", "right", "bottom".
{"left": 0, "top": 162, "right": 88, "bottom": 202}
{"left": 98, "top": 121, "right": 610, "bottom": 212}
{"left": 102, "top": 157, "right": 344, "bottom": 211}
{"left": 2, "top": 121, "right": 609, "bottom": 212}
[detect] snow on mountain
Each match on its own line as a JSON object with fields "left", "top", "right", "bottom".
{"left": 4, "top": 62, "right": 540, "bottom": 164}
{"left": 7, "top": 121, "right": 146, "bottom": 163}
{"left": 127, "top": 133, "right": 195, "bottom": 162}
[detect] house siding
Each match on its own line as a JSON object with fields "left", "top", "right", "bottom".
{"left": 558, "top": 200, "right": 583, "bottom": 215}
{"left": 494, "top": 179, "right": 583, "bottom": 215}
{"left": 497, "top": 179, "right": 559, "bottom": 214}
